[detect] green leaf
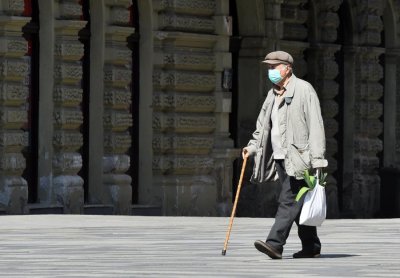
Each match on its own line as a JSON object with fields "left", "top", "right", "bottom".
{"left": 296, "top": 186, "right": 310, "bottom": 202}
{"left": 303, "top": 170, "right": 313, "bottom": 188}
{"left": 309, "top": 175, "right": 316, "bottom": 189}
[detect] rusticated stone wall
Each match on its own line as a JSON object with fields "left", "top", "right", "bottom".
{"left": 235, "top": 0, "right": 400, "bottom": 218}
{"left": 152, "top": 0, "right": 238, "bottom": 216}
{"left": 102, "top": 0, "right": 134, "bottom": 214}
{"left": 307, "top": 0, "right": 342, "bottom": 218}
{"left": 52, "top": 0, "right": 86, "bottom": 213}
{"left": 0, "top": 0, "right": 30, "bottom": 213}
{"left": 350, "top": 1, "right": 385, "bottom": 217}
{"left": 0, "top": 0, "right": 137, "bottom": 214}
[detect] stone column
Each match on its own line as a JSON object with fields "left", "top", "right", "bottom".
{"left": 102, "top": 0, "right": 134, "bottom": 215}
{"left": 152, "top": 0, "right": 237, "bottom": 215}
{"left": 0, "top": 0, "right": 30, "bottom": 213}
{"left": 353, "top": 48, "right": 384, "bottom": 217}
{"left": 309, "top": 45, "right": 340, "bottom": 218}
{"left": 350, "top": 0, "right": 385, "bottom": 217}
{"left": 307, "top": 1, "right": 342, "bottom": 218}
{"left": 52, "top": 0, "right": 86, "bottom": 213}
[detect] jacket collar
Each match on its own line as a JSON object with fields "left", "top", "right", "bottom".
{"left": 284, "top": 74, "right": 296, "bottom": 104}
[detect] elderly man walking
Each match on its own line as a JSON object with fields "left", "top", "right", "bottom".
{"left": 242, "top": 50, "right": 328, "bottom": 259}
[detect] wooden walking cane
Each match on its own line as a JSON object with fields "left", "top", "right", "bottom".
{"left": 221, "top": 156, "right": 248, "bottom": 256}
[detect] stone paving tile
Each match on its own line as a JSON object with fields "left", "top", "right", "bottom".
{"left": 0, "top": 215, "right": 399, "bottom": 277}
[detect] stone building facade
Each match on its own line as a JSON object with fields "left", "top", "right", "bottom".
{"left": 0, "top": 0, "right": 399, "bottom": 218}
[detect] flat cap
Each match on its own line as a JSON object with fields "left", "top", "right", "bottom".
{"left": 262, "top": 50, "right": 293, "bottom": 65}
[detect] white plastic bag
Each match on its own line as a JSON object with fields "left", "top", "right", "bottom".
{"left": 299, "top": 179, "right": 327, "bottom": 226}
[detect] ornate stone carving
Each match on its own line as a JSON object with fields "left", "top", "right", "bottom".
{"left": 0, "top": 0, "right": 24, "bottom": 15}
{"left": 104, "top": 88, "right": 131, "bottom": 109}
{"left": 53, "top": 131, "right": 83, "bottom": 151}
{"left": 359, "top": 83, "right": 383, "bottom": 100}
{"left": 356, "top": 0, "right": 385, "bottom": 46}
{"left": 158, "top": 13, "right": 215, "bottom": 33}
{"left": 153, "top": 135, "right": 214, "bottom": 154}
{"left": 281, "top": 0, "right": 308, "bottom": 41}
{"left": 283, "top": 23, "right": 308, "bottom": 41}
{"left": 0, "top": 131, "right": 28, "bottom": 147}
{"left": 57, "top": 1, "right": 82, "bottom": 20}
{"left": 54, "top": 86, "right": 83, "bottom": 106}
{"left": 0, "top": 37, "right": 27, "bottom": 56}
{"left": 54, "top": 62, "right": 83, "bottom": 84}
{"left": 103, "top": 154, "right": 130, "bottom": 173}
{"left": 354, "top": 137, "right": 383, "bottom": 153}
{"left": 104, "top": 65, "right": 132, "bottom": 86}
{"left": 354, "top": 154, "right": 380, "bottom": 171}
{"left": 0, "top": 58, "right": 30, "bottom": 80}
{"left": 316, "top": 0, "right": 342, "bottom": 43}
{"left": 0, "top": 83, "right": 28, "bottom": 105}
{"left": 318, "top": 58, "right": 339, "bottom": 80}
{"left": 356, "top": 119, "right": 382, "bottom": 137}
{"left": 110, "top": 7, "right": 131, "bottom": 26}
{"left": 153, "top": 113, "right": 216, "bottom": 133}
{"left": 157, "top": 0, "right": 216, "bottom": 16}
{"left": 153, "top": 92, "right": 215, "bottom": 112}
{"left": 153, "top": 155, "right": 214, "bottom": 174}
{"left": 355, "top": 101, "right": 383, "bottom": 119}
{"left": 103, "top": 111, "right": 133, "bottom": 131}
{"left": 360, "top": 58, "right": 384, "bottom": 81}
{"left": 0, "top": 108, "right": 27, "bottom": 127}
{"left": 0, "top": 152, "right": 25, "bottom": 173}
{"left": 53, "top": 109, "right": 83, "bottom": 129}
{"left": 104, "top": 132, "right": 132, "bottom": 154}
{"left": 105, "top": 47, "right": 132, "bottom": 65}
{"left": 153, "top": 70, "right": 215, "bottom": 92}
{"left": 55, "top": 42, "right": 84, "bottom": 60}
{"left": 324, "top": 118, "right": 339, "bottom": 137}
{"left": 52, "top": 152, "right": 82, "bottom": 174}
{"left": 318, "top": 80, "right": 339, "bottom": 99}
{"left": 158, "top": 53, "right": 216, "bottom": 71}
{"left": 281, "top": 3, "right": 308, "bottom": 24}
{"left": 321, "top": 99, "right": 339, "bottom": 118}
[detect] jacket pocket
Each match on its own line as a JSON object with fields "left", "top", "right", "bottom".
{"left": 288, "top": 143, "right": 311, "bottom": 176}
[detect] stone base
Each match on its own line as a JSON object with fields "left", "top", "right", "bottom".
{"left": 0, "top": 176, "right": 28, "bottom": 214}
{"left": 104, "top": 174, "right": 132, "bottom": 215}
{"left": 53, "top": 175, "right": 84, "bottom": 214}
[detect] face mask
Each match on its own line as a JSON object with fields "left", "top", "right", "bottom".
{"left": 268, "top": 69, "right": 283, "bottom": 84}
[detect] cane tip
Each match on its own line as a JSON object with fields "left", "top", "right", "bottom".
{"left": 221, "top": 250, "right": 226, "bottom": 256}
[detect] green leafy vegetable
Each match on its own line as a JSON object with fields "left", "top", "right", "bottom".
{"left": 295, "top": 169, "right": 327, "bottom": 202}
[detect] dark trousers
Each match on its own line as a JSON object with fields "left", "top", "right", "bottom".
{"left": 266, "top": 159, "right": 321, "bottom": 253}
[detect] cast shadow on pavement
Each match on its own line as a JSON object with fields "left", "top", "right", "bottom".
{"left": 319, "top": 254, "right": 359, "bottom": 259}
{"left": 285, "top": 254, "right": 359, "bottom": 259}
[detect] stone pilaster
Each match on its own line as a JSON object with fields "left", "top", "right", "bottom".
{"left": 52, "top": 0, "right": 86, "bottom": 213}
{"left": 103, "top": 0, "right": 134, "bottom": 215}
{"left": 353, "top": 48, "right": 384, "bottom": 217}
{"left": 152, "top": 0, "right": 237, "bottom": 215}
{"left": 310, "top": 45, "right": 341, "bottom": 218}
{"left": 307, "top": 1, "right": 342, "bottom": 217}
{"left": 349, "top": 0, "right": 386, "bottom": 217}
{"left": 279, "top": 0, "right": 309, "bottom": 78}
{"left": 0, "top": 2, "right": 30, "bottom": 214}
{"left": 281, "top": 0, "right": 308, "bottom": 41}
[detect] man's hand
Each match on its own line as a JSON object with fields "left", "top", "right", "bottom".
{"left": 242, "top": 147, "right": 250, "bottom": 160}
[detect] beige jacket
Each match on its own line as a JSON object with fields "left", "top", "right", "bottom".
{"left": 246, "top": 74, "right": 328, "bottom": 183}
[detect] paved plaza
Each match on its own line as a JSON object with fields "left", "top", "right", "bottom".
{"left": 0, "top": 215, "right": 399, "bottom": 277}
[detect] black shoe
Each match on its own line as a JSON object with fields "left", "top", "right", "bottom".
{"left": 293, "top": 250, "right": 321, "bottom": 259}
{"left": 254, "top": 240, "right": 282, "bottom": 259}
